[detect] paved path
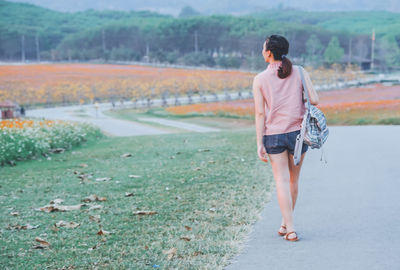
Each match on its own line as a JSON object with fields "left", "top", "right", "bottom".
{"left": 226, "top": 125, "right": 400, "bottom": 270}
{"left": 137, "top": 117, "right": 219, "bottom": 133}
{"left": 27, "top": 104, "right": 218, "bottom": 136}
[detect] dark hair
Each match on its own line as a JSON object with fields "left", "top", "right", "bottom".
{"left": 265, "top": 35, "right": 292, "bottom": 79}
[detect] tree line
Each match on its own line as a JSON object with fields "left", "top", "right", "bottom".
{"left": 1, "top": 0, "right": 399, "bottom": 71}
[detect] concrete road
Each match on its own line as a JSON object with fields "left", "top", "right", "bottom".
{"left": 27, "top": 104, "right": 218, "bottom": 136}
{"left": 226, "top": 125, "right": 400, "bottom": 270}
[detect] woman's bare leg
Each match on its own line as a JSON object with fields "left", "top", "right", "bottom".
{"left": 280, "top": 152, "right": 306, "bottom": 228}
{"left": 268, "top": 150, "right": 296, "bottom": 235}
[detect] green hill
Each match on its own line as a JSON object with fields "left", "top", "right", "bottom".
{"left": 1, "top": 0, "right": 399, "bottom": 69}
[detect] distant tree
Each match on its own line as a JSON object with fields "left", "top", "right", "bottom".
{"left": 305, "top": 34, "right": 323, "bottom": 66}
{"left": 324, "top": 36, "right": 344, "bottom": 65}
{"left": 179, "top": 6, "right": 201, "bottom": 18}
{"left": 377, "top": 35, "right": 400, "bottom": 69}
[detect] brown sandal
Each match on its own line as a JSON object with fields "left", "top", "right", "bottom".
{"left": 277, "top": 225, "right": 287, "bottom": 236}
{"left": 283, "top": 231, "right": 299, "bottom": 242}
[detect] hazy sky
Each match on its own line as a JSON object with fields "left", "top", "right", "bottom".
{"left": 7, "top": 0, "right": 400, "bottom": 14}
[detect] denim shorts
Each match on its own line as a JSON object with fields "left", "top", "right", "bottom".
{"left": 263, "top": 130, "right": 308, "bottom": 155}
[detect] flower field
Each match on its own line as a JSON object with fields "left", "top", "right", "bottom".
{"left": 0, "top": 119, "right": 102, "bottom": 165}
{"left": 0, "top": 64, "right": 253, "bottom": 106}
{"left": 165, "top": 84, "right": 400, "bottom": 125}
{"left": 0, "top": 63, "right": 365, "bottom": 106}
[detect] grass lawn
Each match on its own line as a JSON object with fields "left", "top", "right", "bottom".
{"left": 0, "top": 130, "right": 273, "bottom": 269}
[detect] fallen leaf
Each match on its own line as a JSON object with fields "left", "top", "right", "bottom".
{"left": 35, "top": 237, "right": 50, "bottom": 246}
{"left": 128, "top": 175, "right": 141, "bottom": 179}
{"left": 80, "top": 163, "right": 88, "bottom": 168}
{"left": 133, "top": 211, "right": 157, "bottom": 216}
{"left": 208, "top": 161, "right": 216, "bottom": 164}
{"left": 95, "top": 177, "right": 112, "bottom": 182}
{"left": 88, "top": 204, "right": 103, "bottom": 211}
{"left": 193, "top": 251, "right": 204, "bottom": 256}
{"left": 180, "top": 236, "right": 191, "bottom": 242}
{"left": 88, "top": 244, "right": 100, "bottom": 251}
{"left": 162, "top": 247, "right": 177, "bottom": 260}
{"left": 193, "top": 167, "right": 201, "bottom": 171}
{"left": 97, "top": 229, "right": 111, "bottom": 236}
{"left": 184, "top": 226, "right": 192, "bottom": 231}
{"left": 55, "top": 221, "right": 80, "bottom": 229}
{"left": 198, "top": 149, "right": 210, "bottom": 152}
{"left": 51, "top": 225, "right": 59, "bottom": 232}
{"left": 121, "top": 153, "right": 132, "bottom": 158}
{"left": 8, "top": 224, "right": 40, "bottom": 230}
{"left": 10, "top": 212, "right": 19, "bottom": 216}
{"left": 209, "top": 207, "right": 216, "bottom": 213}
{"left": 35, "top": 204, "right": 84, "bottom": 212}
{"left": 89, "top": 214, "right": 101, "bottom": 223}
{"left": 82, "top": 194, "right": 107, "bottom": 202}
{"left": 50, "top": 199, "right": 64, "bottom": 205}
{"left": 78, "top": 173, "right": 93, "bottom": 180}
{"left": 125, "top": 192, "right": 134, "bottom": 197}
{"left": 56, "top": 204, "right": 85, "bottom": 211}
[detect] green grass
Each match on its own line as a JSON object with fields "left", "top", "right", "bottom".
{"left": 0, "top": 130, "right": 273, "bottom": 269}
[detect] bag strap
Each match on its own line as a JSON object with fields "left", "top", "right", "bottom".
{"left": 298, "top": 66, "right": 311, "bottom": 110}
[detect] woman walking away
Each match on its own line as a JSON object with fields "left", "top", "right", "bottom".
{"left": 253, "top": 35, "right": 319, "bottom": 241}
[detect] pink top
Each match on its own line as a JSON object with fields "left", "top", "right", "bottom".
{"left": 254, "top": 63, "right": 306, "bottom": 135}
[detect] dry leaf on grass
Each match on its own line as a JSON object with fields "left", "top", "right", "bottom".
{"left": 120, "top": 153, "right": 132, "bottom": 158}
{"left": 80, "top": 163, "right": 88, "bottom": 168}
{"left": 95, "top": 177, "right": 112, "bottom": 182}
{"left": 180, "top": 236, "right": 191, "bottom": 242}
{"left": 133, "top": 211, "right": 157, "bottom": 216}
{"left": 35, "top": 204, "right": 85, "bottom": 213}
{"left": 50, "top": 199, "right": 64, "bottom": 205}
{"left": 89, "top": 214, "right": 101, "bottom": 223}
{"left": 35, "top": 237, "right": 50, "bottom": 246}
{"left": 162, "top": 247, "right": 177, "bottom": 260}
{"left": 88, "top": 204, "right": 103, "bottom": 211}
{"left": 78, "top": 173, "right": 93, "bottom": 180}
{"left": 198, "top": 149, "right": 210, "bottom": 152}
{"left": 128, "top": 175, "right": 141, "bottom": 179}
{"left": 193, "top": 251, "right": 204, "bottom": 256}
{"left": 8, "top": 224, "right": 40, "bottom": 230}
{"left": 184, "top": 225, "right": 192, "bottom": 231}
{"left": 97, "top": 229, "right": 111, "bottom": 236}
{"left": 10, "top": 212, "right": 20, "bottom": 216}
{"left": 55, "top": 221, "right": 80, "bottom": 229}
{"left": 193, "top": 167, "right": 201, "bottom": 171}
{"left": 82, "top": 194, "right": 107, "bottom": 202}
{"left": 88, "top": 244, "right": 100, "bottom": 251}
{"left": 125, "top": 192, "right": 134, "bottom": 197}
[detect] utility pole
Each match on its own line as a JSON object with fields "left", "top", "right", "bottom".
{"left": 348, "top": 37, "right": 352, "bottom": 66}
{"left": 145, "top": 43, "right": 150, "bottom": 62}
{"left": 21, "top": 35, "right": 25, "bottom": 62}
{"left": 35, "top": 34, "right": 40, "bottom": 62}
{"left": 194, "top": 30, "right": 198, "bottom": 53}
{"left": 102, "top": 29, "right": 106, "bottom": 57}
{"left": 370, "top": 28, "right": 375, "bottom": 71}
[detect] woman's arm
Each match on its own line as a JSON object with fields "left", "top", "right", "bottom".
{"left": 253, "top": 76, "right": 268, "bottom": 162}
{"left": 303, "top": 69, "right": 319, "bottom": 105}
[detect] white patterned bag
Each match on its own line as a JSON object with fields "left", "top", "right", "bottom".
{"left": 293, "top": 66, "right": 329, "bottom": 165}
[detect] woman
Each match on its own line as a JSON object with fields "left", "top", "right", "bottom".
{"left": 253, "top": 35, "right": 319, "bottom": 241}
